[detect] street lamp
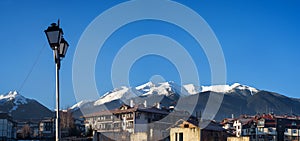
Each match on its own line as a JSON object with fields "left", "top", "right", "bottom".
{"left": 44, "top": 21, "right": 69, "bottom": 141}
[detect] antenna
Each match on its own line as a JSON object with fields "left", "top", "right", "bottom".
{"left": 57, "top": 19, "right": 60, "bottom": 27}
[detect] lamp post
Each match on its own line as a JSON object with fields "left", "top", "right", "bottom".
{"left": 44, "top": 21, "right": 69, "bottom": 141}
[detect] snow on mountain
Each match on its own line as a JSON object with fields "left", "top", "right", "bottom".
{"left": 0, "top": 90, "right": 27, "bottom": 105}
{"left": 73, "top": 82, "right": 260, "bottom": 108}
{"left": 0, "top": 91, "right": 53, "bottom": 120}
{"left": 135, "top": 81, "right": 155, "bottom": 93}
{"left": 183, "top": 84, "right": 201, "bottom": 95}
{"left": 93, "top": 81, "right": 189, "bottom": 106}
{"left": 201, "top": 83, "right": 259, "bottom": 95}
{"left": 94, "top": 86, "right": 140, "bottom": 106}
{"left": 137, "top": 81, "right": 189, "bottom": 96}
{"left": 201, "top": 84, "right": 232, "bottom": 93}
{"left": 182, "top": 83, "right": 259, "bottom": 95}
{"left": 231, "top": 83, "right": 259, "bottom": 94}
{"left": 70, "top": 100, "right": 91, "bottom": 110}
{"left": 0, "top": 90, "right": 28, "bottom": 112}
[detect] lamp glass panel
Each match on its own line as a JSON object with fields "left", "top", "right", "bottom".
{"left": 59, "top": 42, "right": 65, "bottom": 57}
{"left": 59, "top": 42, "right": 69, "bottom": 57}
{"left": 63, "top": 45, "right": 69, "bottom": 56}
{"left": 46, "top": 31, "right": 60, "bottom": 44}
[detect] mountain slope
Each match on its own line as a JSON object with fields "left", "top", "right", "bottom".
{"left": 0, "top": 91, "right": 53, "bottom": 120}
{"left": 247, "top": 91, "right": 300, "bottom": 114}
{"left": 92, "top": 81, "right": 189, "bottom": 107}
{"left": 71, "top": 82, "right": 300, "bottom": 121}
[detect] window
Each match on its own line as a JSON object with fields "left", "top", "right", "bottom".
{"left": 268, "top": 128, "right": 273, "bottom": 132}
{"left": 175, "top": 132, "right": 183, "bottom": 141}
{"left": 179, "top": 133, "right": 183, "bottom": 141}
{"left": 127, "top": 121, "right": 133, "bottom": 128}
{"left": 292, "top": 129, "right": 297, "bottom": 134}
{"left": 184, "top": 124, "right": 189, "bottom": 128}
{"left": 136, "top": 113, "right": 141, "bottom": 119}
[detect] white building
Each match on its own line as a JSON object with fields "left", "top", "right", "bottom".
{"left": 84, "top": 103, "right": 189, "bottom": 141}
{"left": 0, "top": 113, "right": 16, "bottom": 140}
{"left": 39, "top": 118, "right": 55, "bottom": 138}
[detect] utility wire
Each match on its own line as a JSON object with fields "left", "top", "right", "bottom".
{"left": 18, "top": 42, "right": 47, "bottom": 92}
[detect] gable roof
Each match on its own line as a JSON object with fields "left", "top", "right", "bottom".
{"left": 171, "top": 119, "right": 225, "bottom": 132}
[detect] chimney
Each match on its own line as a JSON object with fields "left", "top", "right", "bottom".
{"left": 144, "top": 100, "right": 147, "bottom": 108}
{"left": 156, "top": 102, "right": 161, "bottom": 109}
{"left": 196, "top": 111, "right": 202, "bottom": 122}
{"left": 232, "top": 114, "right": 234, "bottom": 119}
{"left": 130, "top": 100, "right": 134, "bottom": 108}
{"left": 169, "top": 105, "right": 174, "bottom": 111}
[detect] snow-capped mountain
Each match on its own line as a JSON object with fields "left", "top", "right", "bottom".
{"left": 182, "top": 84, "right": 201, "bottom": 95}
{"left": 72, "top": 81, "right": 259, "bottom": 109}
{"left": 137, "top": 81, "right": 189, "bottom": 96}
{"left": 70, "top": 81, "right": 300, "bottom": 120}
{"left": 0, "top": 91, "right": 53, "bottom": 120}
{"left": 0, "top": 91, "right": 28, "bottom": 112}
{"left": 0, "top": 90, "right": 27, "bottom": 103}
{"left": 70, "top": 100, "right": 91, "bottom": 111}
{"left": 182, "top": 83, "right": 259, "bottom": 94}
{"left": 200, "top": 83, "right": 259, "bottom": 95}
{"left": 94, "top": 87, "right": 139, "bottom": 106}
{"left": 92, "top": 81, "right": 190, "bottom": 106}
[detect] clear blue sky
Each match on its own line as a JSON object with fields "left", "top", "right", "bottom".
{"left": 0, "top": 0, "right": 299, "bottom": 110}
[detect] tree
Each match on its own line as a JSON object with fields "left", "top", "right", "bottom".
{"left": 86, "top": 125, "right": 93, "bottom": 137}
{"left": 60, "top": 110, "right": 74, "bottom": 129}
{"left": 60, "top": 110, "right": 73, "bottom": 137}
{"left": 21, "top": 124, "right": 32, "bottom": 139}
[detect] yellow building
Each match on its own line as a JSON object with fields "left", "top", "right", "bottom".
{"left": 227, "top": 137, "right": 250, "bottom": 141}
{"left": 170, "top": 119, "right": 227, "bottom": 141}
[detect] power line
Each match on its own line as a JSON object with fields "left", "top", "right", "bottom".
{"left": 18, "top": 43, "right": 47, "bottom": 92}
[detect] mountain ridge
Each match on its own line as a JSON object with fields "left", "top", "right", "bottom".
{"left": 70, "top": 81, "right": 300, "bottom": 120}
{"left": 72, "top": 81, "right": 260, "bottom": 109}
{"left": 0, "top": 91, "right": 53, "bottom": 120}
{"left": 2, "top": 81, "right": 298, "bottom": 121}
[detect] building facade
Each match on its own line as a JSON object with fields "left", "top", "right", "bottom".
{"left": 85, "top": 103, "right": 189, "bottom": 141}
{"left": 39, "top": 118, "right": 55, "bottom": 139}
{"left": 170, "top": 119, "right": 227, "bottom": 141}
{"left": 222, "top": 114, "right": 300, "bottom": 141}
{"left": 0, "top": 113, "right": 16, "bottom": 141}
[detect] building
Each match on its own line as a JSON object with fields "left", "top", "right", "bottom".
{"left": 221, "top": 118, "right": 236, "bottom": 136}
{"left": 170, "top": 119, "right": 227, "bottom": 141}
{"left": 84, "top": 102, "right": 190, "bottom": 141}
{"left": 16, "top": 120, "right": 40, "bottom": 139}
{"left": 227, "top": 136, "right": 250, "bottom": 141}
{"left": 233, "top": 116, "right": 256, "bottom": 138}
{"left": 0, "top": 113, "right": 16, "bottom": 141}
{"left": 39, "top": 118, "right": 55, "bottom": 139}
{"left": 74, "top": 118, "right": 85, "bottom": 136}
{"left": 222, "top": 114, "right": 300, "bottom": 141}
